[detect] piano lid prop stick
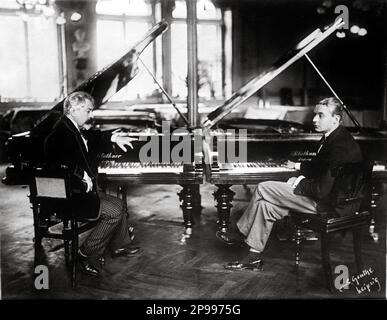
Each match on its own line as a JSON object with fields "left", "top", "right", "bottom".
{"left": 304, "top": 53, "right": 362, "bottom": 130}
{"left": 137, "top": 56, "right": 190, "bottom": 128}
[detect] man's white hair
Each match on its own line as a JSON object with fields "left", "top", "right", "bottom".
{"left": 63, "top": 91, "right": 94, "bottom": 115}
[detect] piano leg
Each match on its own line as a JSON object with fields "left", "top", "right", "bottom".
{"left": 213, "top": 184, "right": 235, "bottom": 232}
{"left": 192, "top": 185, "right": 202, "bottom": 216}
{"left": 178, "top": 185, "right": 195, "bottom": 237}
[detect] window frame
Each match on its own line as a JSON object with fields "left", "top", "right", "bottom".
{"left": 95, "top": 0, "right": 228, "bottom": 104}
{"left": 96, "top": 12, "right": 157, "bottom": 77}
{"left": 169, "top": 2, "right": 226, "bottom": 102}
{"left": 0, "top": 7, "right": 62, "bottom": 102}
{"left": 0, "top": 0, "right": 229, "bottom": 104}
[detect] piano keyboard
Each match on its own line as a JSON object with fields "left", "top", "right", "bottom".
{"left": 218, "top": 162, "right": 386, "bottom": 173}
{"left": 219, "top": 162, "right": 295, "bottom": 173}
{"left": 373, "top": 164, "right": 386, "bottom": 171}
{"left": 98, "top": 161, "right": 184, "bottom": 174}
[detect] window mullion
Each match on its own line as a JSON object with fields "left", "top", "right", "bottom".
{"left": 57, "top": 21, "right": 67, "bottom": 98}
{"left": 221, "top": 10, "right": 226, "bottom": 99}
{"left": 161, "top": 0, "right": 173, "bottom": 96}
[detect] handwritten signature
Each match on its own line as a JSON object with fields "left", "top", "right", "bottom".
{"left": 337, "top": 267, "right": 381, "bottom": 294}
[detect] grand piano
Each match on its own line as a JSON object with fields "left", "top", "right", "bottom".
{"left": 200, "top": 19, "right": 387, "bottom": 241}
{"left": 97, "top": 127, "right": 204, "bottom": 237}
{"left": 3, "top": 21, "right": 204, "bottom": 237}
{"left": 3, "top": 21, "right": 168, "bottom": 185}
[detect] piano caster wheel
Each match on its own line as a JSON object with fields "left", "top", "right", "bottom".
{"left": 369, "top": 226, "right": 379, "bottom": 243}
{"left": 180, "top": 233, "right": 190, "bottom": 244}
{"left": 185, "top": 227, "right": 193, "bottom": 236}
{"left": 371, "top": 232, "right": 379, "bottom": 243}
{"left": 178, "top": 227, "right": 192, "bottom": 244}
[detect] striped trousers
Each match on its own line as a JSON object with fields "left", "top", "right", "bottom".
{"left": 80, "top": 193, "right": 132, "bottom": 257}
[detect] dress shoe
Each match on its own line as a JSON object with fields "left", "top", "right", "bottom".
{"left": 111, "top": 245, "right": 140, "bottom": 258}
{"left": 78, "top": 254, "right": 100, "bottom": 277}
{"left": 216, "top": 231, "right": 244, "bottom": 246}
{"left": 224, "top": 259, "right": 263, "bottom": 271}
{"left": 224, "top": 252, "right": 263, "bottom": 271}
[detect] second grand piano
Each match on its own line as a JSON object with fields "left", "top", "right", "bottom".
{"left": 201, "top": 19, "right": 387, "bottom": 238}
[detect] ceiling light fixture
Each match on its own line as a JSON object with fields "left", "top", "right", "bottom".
{"left": 70, "top": 12, "right": 82, "bottom": 22}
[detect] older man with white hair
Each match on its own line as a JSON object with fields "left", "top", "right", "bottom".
{"left": 45, "top": 91, "right": 139, "bottom": 277}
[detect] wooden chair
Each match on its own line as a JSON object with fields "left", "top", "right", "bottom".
{"left": 290, "top": 161, "right": 374, "bottom": 291}
{"left": 29, "top": 165, "right": 97, "bottom": 288}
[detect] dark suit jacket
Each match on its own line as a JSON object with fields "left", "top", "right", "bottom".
{"left": 44, "top": 116, "right": 110, "bottom": 220}
{"left": 294, "top": 125, "right": 363, "bottom": 214}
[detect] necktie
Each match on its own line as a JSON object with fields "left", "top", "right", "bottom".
{"left": 317, "top": 135, "right": 325, "bottom": 154}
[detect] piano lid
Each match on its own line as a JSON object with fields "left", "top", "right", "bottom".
{"left": 72, "top": 20, "right": 168, "bottom": 109}
{"left": 202, "top": 18, "right": 345, "bottom": 131}
{"left": 32, "top": 21, "right": 168, "bottom": 135}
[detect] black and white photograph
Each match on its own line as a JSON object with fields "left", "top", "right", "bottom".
{"left": 0, "top": 0, "right": 386, "bottom": 306}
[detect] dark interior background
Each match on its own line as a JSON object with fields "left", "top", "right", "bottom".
{"left": 216, "top": 0, "right": 387, "bottom": 111}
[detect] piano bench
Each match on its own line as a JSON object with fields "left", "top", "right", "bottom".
{"left": 290, "top": 210, "right": 370, "bottom": 292}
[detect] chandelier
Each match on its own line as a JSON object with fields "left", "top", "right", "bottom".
{"left": 16, "top": 0, "right": 56, "bottom": 17}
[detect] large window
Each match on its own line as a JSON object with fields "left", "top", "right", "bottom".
{"left": 95, "top": 0, "right": 230, "bottom": 103}
{"left": 0, "top": 1, "right": 60, "bottom": 102}
{"left": 0, "top": 0, "right": 230, "bottom": 103}
{"left": 96, "top": 0, "right": 159, "bottom": 101}
{"left": 171, "top": 0, "right": 223, "bottom": 100}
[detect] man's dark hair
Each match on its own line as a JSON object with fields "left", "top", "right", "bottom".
{"left": 317, "top": 97, "right": 344, "bottom": 121}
